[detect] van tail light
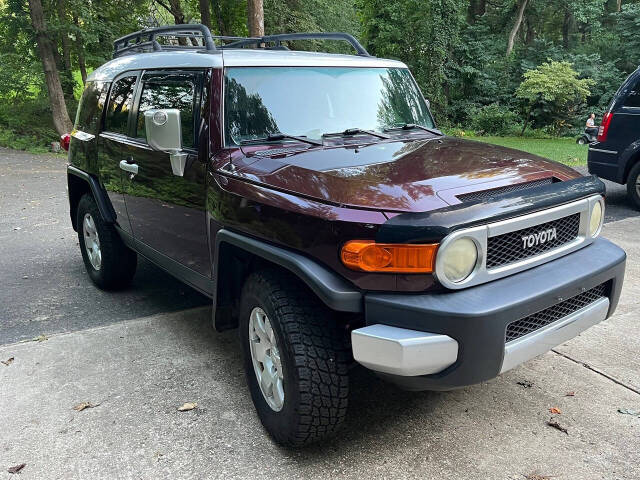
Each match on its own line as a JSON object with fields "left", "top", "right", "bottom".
{"left": 341, "top": 240, "right": 439, "bottom": 273}
{"left": 60, "top": 133, "right": 71, "bottom": 151}
{"left": 597, "top": 112, "right": 613, "bottom": 142}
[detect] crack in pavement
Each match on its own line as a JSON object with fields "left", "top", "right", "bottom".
{"left": 552, "top": 348, "right": 640, "bottom": 396}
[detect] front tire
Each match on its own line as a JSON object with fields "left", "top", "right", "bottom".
{"left": 76, "top": 194, "right": 137, "bottom": 289}
{"left": 239, "top": 270, "right": 350, "bottom": 447}
{"left": 626, "top": 162, "right": 640, "bottom": 211}
{"left": 577, "top": 137, "right": 587, "bottom": 145}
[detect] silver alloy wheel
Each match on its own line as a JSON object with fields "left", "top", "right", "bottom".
{"left": 636, "top": 174, "right": 640, "bottom": 197}
{"left": 248, "top": 307, "right": 285, "bottom": 412}
{"left": 82, "top": 213, "right": 102, "bottom": 270}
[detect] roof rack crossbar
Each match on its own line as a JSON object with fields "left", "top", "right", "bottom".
{"left": 112, "top": 25, "right": 371, "bottom": 58}
{"left": 113, "top": 24, "right": 217, "bottom": 58}
{"left": 223, "top": 32, "right": 371, "bottom": 56}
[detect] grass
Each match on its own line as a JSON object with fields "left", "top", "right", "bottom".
{"left": 469, "top": 136, "right": 586, "bottom": 167}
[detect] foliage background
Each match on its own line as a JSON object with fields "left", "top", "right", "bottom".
{"left": 1, "top": 0, "right": 639, "bottom": 150}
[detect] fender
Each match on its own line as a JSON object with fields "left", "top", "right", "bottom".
{"left": 618, "top": 139, "right": 640, "bottom": 183}
{"left": 212, "top": 229, "right": 363, "bottom": 330}
{"left": 67, "top": 165, "right": 116, "bottom": 225}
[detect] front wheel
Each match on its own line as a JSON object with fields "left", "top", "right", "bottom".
{"left": 239, "top": 270, "right": 350, "bottom": 447}
{"left": 626, "top": 162, "right": 640, "bottom": 210}
{"left": 577, "top": 137, "right": 587, "bottom": 145}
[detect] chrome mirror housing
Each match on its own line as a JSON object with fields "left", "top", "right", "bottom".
{"left": 144, "top": 109, "right": 187, "bottom": 176}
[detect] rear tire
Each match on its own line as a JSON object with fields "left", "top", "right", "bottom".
{"left": 239, "top": 269, "right": 350, "bottom": 447}
{"left": 626, "top": 162, "right": 640, "bottom": 211}
{"left": 76, "top": 194, "right": 137, "bottom": 289}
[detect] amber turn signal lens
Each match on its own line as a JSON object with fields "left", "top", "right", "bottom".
{"left": 340, "top": 240, "right": 438, "bottom": 273}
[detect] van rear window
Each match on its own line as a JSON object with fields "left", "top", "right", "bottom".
{"left": 623, "top": 78, "right": 640, "bottom": 108}
{"left": 74, "top": 81, "right": 108, "bottom": 134}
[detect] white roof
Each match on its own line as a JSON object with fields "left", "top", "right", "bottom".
{"left": 87, "top": 49, "right": 407, "bottom": 82}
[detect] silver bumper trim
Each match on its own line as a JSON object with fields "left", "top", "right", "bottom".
{"left": 351, "top": 325, "right": 458, "bottom": 376}
{"left": 500, "top": 297, "right": 610, "bottom": 373}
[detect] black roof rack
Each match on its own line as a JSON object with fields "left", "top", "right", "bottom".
{"left": 113, "top": 25, "right": 371, "bottom": 58}
{"left": 223, "top": 32, "right": 371, "bottom": 56}
{"left": 113, "top": 24, "right": 217, "bottom": 58}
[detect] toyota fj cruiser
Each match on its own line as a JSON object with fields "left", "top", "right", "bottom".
{"left": 65, "top": 25, "right": 626, "bottom": 447}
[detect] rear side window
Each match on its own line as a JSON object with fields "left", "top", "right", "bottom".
{"left": 623, "top": 78, "right": 640, "bottom": 108}
{"left": 135, "top": 71, "right": 200, "bottom": 149}
{"left": 74, "top": 81, "right": 108, "bottom": 134}
{"left": 105, "top": 76, "right": 137, "bottom": 135}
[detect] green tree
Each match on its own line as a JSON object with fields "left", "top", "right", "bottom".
{"left": 516, "top": 60, "right": 593, "bottom": 134}
{"left": 358, "top": 0, "right": 465, "bottom": 118}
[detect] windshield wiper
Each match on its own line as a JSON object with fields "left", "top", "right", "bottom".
{"left": 239, "top": 132, "right": 323, "bottom": 146}
{"left": 384, "top": 123, "right": 443, "bottom": 136}
{"left": 322, "top": 127, "right": 390, "bottom": 140}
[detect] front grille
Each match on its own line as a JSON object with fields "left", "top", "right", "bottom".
{"left": 505, "top": 283, "right": 607, "bottom": 343}
{"left": 457, "top": 178, "right": 554, "bottom": 203}
{"left": 486, "top": 213, "right": 580, "bottom": 269}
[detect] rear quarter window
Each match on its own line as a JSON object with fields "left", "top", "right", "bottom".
{"left": 623, "top": 77, "right": 640, "bottom": 108}
{"left": 74, "top": 81, "right": 109, "bottom": 134}
{"left": 105, "top": 76, "right": 137, "bottom": 135}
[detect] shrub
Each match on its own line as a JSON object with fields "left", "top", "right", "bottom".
{"left": 468, "top": 104, "right": 520, "bottom": 135}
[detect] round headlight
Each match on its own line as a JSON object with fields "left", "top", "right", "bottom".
{"left": 589, "top": 200, "right": 603, "bottom": 237}
{"left": 440, "top": 237, "right": 479, "bottom": 283}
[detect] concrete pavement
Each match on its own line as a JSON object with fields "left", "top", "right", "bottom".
{"left": 1, "top": 149, "right": 639, "bottom": 478}
{"left": 0, "top": 148, "right": 208, "bottom": 345}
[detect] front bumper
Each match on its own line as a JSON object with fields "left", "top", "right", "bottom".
{"left": 352, "top": 237, "right": 625, "bottom": 391}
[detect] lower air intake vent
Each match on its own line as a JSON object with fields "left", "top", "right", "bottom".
{"left": 505, "top": 283, "right": 608, "bottom": 343}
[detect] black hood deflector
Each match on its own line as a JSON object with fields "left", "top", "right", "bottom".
{"left": 376, "top": 175, "right": 605, "bottom": 244}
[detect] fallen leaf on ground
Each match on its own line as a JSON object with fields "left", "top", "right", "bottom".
{"left": 7, "top": 463, "right": 26, "bottom": 474}
{"left": 517, "top": 380, "right": 533, "bottom": 388}
{"left": 73, "top": 402, "right": 100, "bottom": 412}
{"left": 1, "top": 357, "right": 14, "bottom": 366}
{"left": 524, "top": 474, "right": 553, "bottom": 480}
{"left": 565, "top": 391, "right": 575, "bottom": 396}
{"left": 547, "top": 418, "right": 568, "bottom": 435}
{"left": 177, "top": 402, "right": 197, "bottom": 412}
{"left": 617, "top": 408, "right": 640, "bottom": 416}
{"left": 33, "top": 335, "right": 48, "bottom": 342}
{"left": 549, "top": 407, "right": 562, "bottom": 414}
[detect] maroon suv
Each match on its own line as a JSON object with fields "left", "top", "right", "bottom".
{"left": 65, "top": 25, "right": 626, "bottom": 447}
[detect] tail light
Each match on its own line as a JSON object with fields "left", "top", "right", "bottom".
{"left": 341, "top": 240, "right": 438, "bottom": 273}
{"left": 60, "top": 133, "right": 71, "bottom": 151}
{"left": 597, "top": 112, "right": 613, "bottom": 142}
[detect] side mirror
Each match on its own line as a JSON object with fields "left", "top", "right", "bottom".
{"left": 144, "top": 109, "right": 188, "bottom": 176}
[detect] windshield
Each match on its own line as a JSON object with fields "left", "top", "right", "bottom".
{"left": 224, "top": 66, "right": 435, "bottom": 145}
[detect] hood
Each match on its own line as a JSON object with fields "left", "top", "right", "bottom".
{"left": 228, "top": 136, "right": 580, "bottom": 213}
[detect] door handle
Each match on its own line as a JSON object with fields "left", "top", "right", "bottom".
{"left": 119, "top": 159, "right": 139, "bottom": 175}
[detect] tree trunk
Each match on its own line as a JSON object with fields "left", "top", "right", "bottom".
{"left": 56, "top": 0, "right": 71, "bottom": 71}
{"left": 468, "top": 0, "right": 486, "bottom": 23}
{"left": 211, "top": 0, "right": 228, "bottom": 36}
{"left": 199, "top": 0, "right": 211, "bottom": 29}
{"left": 521, "top": 105, "right": 533, "bottom": 136}
{"left": 247, "top": 0, "right": 264, "bottom": 37}
{"left": 73, "top": 16, "right": 87, "bottom": 84}
{"left": 28, "top": 0, "right": 73, "bottom": 135}
{"left": 562, "top": 9, "right": 573, "bottom": 49}
{"left": 617, "top": 0, "right": 622, "bottom": 12}
{"left": 506, "top": 0, "right": 528, "bottom": 56}
{"left": 525, "top": 18, "right": 536, "bottom": 44}
{"left": 168, "top": 0, "right": 185, "bottom": 24}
